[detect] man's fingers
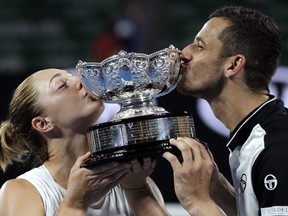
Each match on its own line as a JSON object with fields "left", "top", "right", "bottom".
{"left": 163, "top": 151, "right": 182, "bottom": 170}
{"left": 169, "top": 138, "right": 195, "bottom": 164}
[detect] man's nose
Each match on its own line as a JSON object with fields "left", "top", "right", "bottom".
{"left": 180, "top": 46, "right": 192, "bottom": 63}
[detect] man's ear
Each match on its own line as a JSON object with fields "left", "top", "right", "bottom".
{"left": 31, "top": 116, "right": 54, "bottom": 133}
{"left": 224, "top": 54, "right": 246, "bottom": 78}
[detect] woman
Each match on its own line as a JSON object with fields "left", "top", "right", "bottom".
{"left": 0, "top": 68, "right": 168, "bottom": 216}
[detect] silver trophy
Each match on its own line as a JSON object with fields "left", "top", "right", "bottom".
{"left": 76, "top": 45, "right": 195, "bottom": 166}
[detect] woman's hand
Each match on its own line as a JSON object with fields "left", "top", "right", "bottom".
{"left": 120, "top": 158, "right": 169, "bottom": 216}
{"left": 120, "top": 157, "right": 157, "bottom": 190}
{"left": 61, "top": 152, "right": 132, "bottom": 212}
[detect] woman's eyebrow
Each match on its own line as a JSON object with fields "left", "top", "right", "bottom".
{"left": 49, "top": 73, "right": 61, "bottom": 88}
{"left": 66, "top": 70, "right": 73, "bottom": 75}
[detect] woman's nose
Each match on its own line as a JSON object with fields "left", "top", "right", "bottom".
{"left": 71, "top": 76, "right": 82, "bottom": 90}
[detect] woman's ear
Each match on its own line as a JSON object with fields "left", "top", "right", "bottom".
{"left": 31, "top": 116, "right": 54, "bottom": 133}
{"left": 224, "top": 54, "right": 246, "bottom": 78}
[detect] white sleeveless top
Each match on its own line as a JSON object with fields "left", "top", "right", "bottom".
{"left": 17, "top": 165, "right": 164, "bottom": 216}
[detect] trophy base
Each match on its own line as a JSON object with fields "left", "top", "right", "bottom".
{"left": 82, "top": 112, "right": 195, "bottom": 167}
{"left": 82, "top": 141, "right": 182, "bottom": 167}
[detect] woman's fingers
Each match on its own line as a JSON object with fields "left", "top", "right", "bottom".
{"left": 73, "top": 152, "right": 92, "bottom": 169}
{"left": 142, "top": 157, "right": 157, "bottom": 170}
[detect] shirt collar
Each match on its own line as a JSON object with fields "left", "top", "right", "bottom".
{"left": 226, "top": 95, "right": 278, "bottom": 151}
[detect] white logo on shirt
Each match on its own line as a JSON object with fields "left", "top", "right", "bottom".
{"left": 261, "top": 206, "right": 288, "bottom": 215}
{"left": 240, "top": 173, "right": 247, "bottom": 193}
{"left": 264, "top": 174, "right": 278, "bottom": 191}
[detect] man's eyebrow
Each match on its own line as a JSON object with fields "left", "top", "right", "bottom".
{"left": 195, "top": 36, "right": 206, "bottom": 45}
{"left": 49, "top": 73, "right": 61, "bottom": 88}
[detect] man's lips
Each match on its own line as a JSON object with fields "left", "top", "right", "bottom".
{"left": 179, "top": 64, "right": 187, "bottom": 75}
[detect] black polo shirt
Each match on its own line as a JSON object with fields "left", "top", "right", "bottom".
{"left": 227, "top": 95, "right": 288, "bottom": 216}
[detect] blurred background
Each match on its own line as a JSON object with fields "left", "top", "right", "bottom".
{"left": 1, "top": 0, "right": 288, "bottom": 215}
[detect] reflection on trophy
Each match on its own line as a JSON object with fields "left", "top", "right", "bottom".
{"left": 76, "top": 45, "right": 196, "bottom": 166}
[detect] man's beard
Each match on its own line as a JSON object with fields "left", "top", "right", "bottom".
{"left": 176, "top": 69, "right": 225, "bottom": 101}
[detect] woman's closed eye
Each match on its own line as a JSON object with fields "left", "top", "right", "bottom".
{"left": 58, "top": 79, "right": 68, "bottom": 89}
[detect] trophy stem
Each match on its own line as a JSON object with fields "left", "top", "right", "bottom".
{"left": 111, "top": 101, "right": 168, "bottom": 121}
{"left": 122, "top": 95, "right": 153, "bottom": 108}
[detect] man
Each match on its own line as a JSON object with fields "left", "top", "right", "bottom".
{"left": 163, "top": 6, "right": 288, "bottom": 216}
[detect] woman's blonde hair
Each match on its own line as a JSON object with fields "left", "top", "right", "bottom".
{"left": 0, "top": 74, "right": 48, "bottom": 171}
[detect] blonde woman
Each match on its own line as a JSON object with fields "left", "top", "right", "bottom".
{"left": 0, "top": 68, "right": 167, "bottom": 216}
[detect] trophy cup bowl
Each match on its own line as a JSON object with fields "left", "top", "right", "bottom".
{"left": 76, "top": 45, "right": 195, "bottom": 166}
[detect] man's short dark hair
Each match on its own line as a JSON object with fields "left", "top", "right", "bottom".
{"left": 209, "top": 6, "right": 281, "bottom": 92}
